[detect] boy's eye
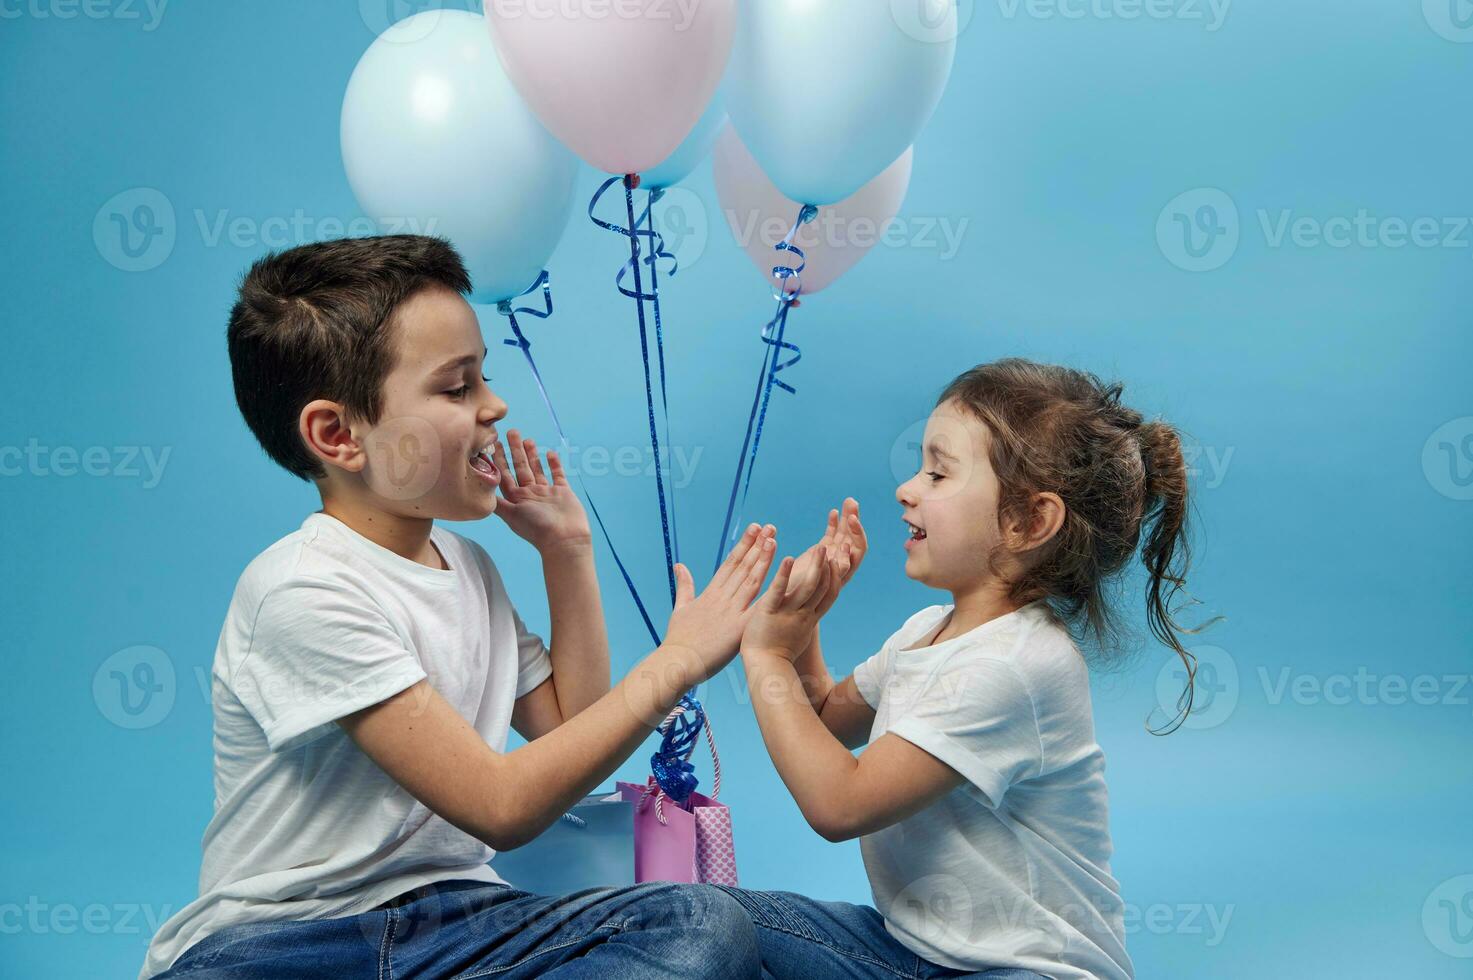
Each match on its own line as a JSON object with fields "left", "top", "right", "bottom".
{"left": 447, "top": 376, "right": 491, "bottom": 399}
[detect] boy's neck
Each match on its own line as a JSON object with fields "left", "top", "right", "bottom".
{"left": 318, "top": 492, "right": 445, "bottom": 570}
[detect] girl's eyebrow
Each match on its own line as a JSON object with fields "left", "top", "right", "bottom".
{"left": 926, "top": 441, "right": 959, "bottom": 463}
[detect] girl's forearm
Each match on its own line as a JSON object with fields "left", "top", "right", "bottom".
{"left": 540, "top": 542, "right": 611, "bottom": 720}
{"left": 742, "top": 652, "right": 860, "bottom": 841}
{"left": 791, "top": 626, "right": 837, "bottom": 710}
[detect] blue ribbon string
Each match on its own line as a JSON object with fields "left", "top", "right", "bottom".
{"left": 650, "top": 692, "right": 707, "bottom": 804}
{"left": 589, "top": 176, "right": 679, "bottom": 610}
{"left": 496, "top": 271, "right": 662, "bottom": 648}
{"left": 712, "top": 203, "right": 818, "bottom": 574}
{"left": 643, "top": 189, "right": 681, "bottom": 573}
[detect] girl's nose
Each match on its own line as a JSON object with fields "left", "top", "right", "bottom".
{"left": 896, "top": 479, "right": 916, "bottom": 507}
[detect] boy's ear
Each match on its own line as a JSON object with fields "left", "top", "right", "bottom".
{"left": 300, "top": 399, "right": 365, "bottom": 473}
{"left": 1006, "top": 492, "right": 1066, "bottom": 553}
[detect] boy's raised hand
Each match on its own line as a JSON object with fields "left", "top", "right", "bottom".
{"left": 662, "top": 524, "right": 777, "bottom": 681}
{"left": 742, "top": 546, "right": 846, "bottom": 663}
{"left": 491, "top": 431, "right": 592, "bottom": 553}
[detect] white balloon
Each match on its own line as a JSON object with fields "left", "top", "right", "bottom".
{"left": 341, "top": 10, "right": 578, "bottom": 303}
{"left": 713, "top": 123, "right": 913, "bottom": 296}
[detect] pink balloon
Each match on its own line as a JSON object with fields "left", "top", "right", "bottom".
{"left": 713, "top": 123, "right": 913, "bottom": 296}
{"left": 485, "top": 0, "right": 734, "bottom": 176}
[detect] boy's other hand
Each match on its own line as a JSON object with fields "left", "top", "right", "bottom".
{"left": 662, "top": 524, "right": 777, "bottom": 681}
{"left": 491, "top": 431, "right": 592, "bottom": 554}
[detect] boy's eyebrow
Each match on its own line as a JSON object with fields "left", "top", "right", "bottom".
{"left": 430, "top": 345, "right": 488, "bottom": 376}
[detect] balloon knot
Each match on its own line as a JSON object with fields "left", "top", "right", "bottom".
{"left": 624, "top": 173, "right": 642, "bottom": 190}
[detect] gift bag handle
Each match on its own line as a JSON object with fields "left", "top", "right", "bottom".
{"left": 638, "top": 703, "right": 721, "bottom": 826}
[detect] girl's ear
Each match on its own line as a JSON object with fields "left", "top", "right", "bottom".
{"left": 1011, "top": 492, "right": 1066, "bottom": 552}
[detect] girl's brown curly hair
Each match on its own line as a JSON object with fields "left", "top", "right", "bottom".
{"left": 939, "top": 358, "right": 1212, "bottom": 733}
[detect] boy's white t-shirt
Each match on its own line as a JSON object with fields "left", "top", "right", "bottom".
{"left": 851, "top": 601, "right": 1134, "bottom": 980}
{"left": 139, "top": 512, "right": 553, "bottom": 979}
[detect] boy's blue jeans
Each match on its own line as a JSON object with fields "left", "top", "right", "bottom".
{"left": 714, "top": 887, "right": 1049, "bottom": 980}
{"left": 155, "top": 878, "right": 759, "bottom": 979}
{"left": 155, "top": 879, "right": 1047, "bottom": 980}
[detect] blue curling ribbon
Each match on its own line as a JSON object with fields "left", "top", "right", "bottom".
{"left": 496, "top": 271, "right": 662, "bottom": 648}
{"left": 642, "top": 188, "right": 681, "bottom": 573}
{"left": 650, "top": 693, "right": 707, "bottom": 804}
{"left": 712, "top": 203, "right": 818, "bottom": 574}
{"left": 589, "top": 176, "right": 680, "bottom": 610}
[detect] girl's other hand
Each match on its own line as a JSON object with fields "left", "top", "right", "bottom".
{"left": 742, "top": 549, "right": 845, "bottom": 662}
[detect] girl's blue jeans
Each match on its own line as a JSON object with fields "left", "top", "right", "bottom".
{"left": 155, "top": 878, "right": 1048, "bottom": 980}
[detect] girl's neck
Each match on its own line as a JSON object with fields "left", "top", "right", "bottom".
{"left": 934, "top": 578, "right": 1022, "bottom": 644}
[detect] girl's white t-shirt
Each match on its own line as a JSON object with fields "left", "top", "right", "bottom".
{"left": 851, "top": 601, "right": 1134, "bottom": 980}
{"left": 139, "top": 512, "right": 553, "bottom": 979}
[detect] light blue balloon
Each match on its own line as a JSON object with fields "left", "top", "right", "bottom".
{"left": 341, "top": 10, "right": 578, "bottom": 304}
{"left": 726, "top": 0, "right": 956, "bottom": 206}
{"left": 643, "top": 94, "right": 728, "bottom": 190}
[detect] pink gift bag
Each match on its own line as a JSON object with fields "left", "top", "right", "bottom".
{"left": 614, "top": 702, "right": 739, "bottom": 886}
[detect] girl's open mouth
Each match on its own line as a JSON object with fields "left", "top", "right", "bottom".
{"left": 904, "top": 519, "right": 926, "bottom": 550}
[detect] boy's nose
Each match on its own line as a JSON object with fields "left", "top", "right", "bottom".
{"left": 481, "top": 390, "right": 508, "bottom": 423}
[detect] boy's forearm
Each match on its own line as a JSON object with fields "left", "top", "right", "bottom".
{"left": 742, "top": 652, "right": 860, "bottom": 842}
{"left": 540, "top": 542, "right": 611, "bottom": 720}
{"left": 494, "top": 642, "right": 703, "bottom": 848}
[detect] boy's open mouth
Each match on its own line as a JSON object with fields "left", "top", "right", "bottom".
{"left": 469, "top": 444, "right": 500, "bottom": 485}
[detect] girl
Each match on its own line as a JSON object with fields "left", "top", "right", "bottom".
{"left": 728, "top": 358, "right": 1206, "bottom": 980}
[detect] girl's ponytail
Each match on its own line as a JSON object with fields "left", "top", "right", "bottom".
{"left": 1137, "top": 421, "right": 1199, "bottom": 733}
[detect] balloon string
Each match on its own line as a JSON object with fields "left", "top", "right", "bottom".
{"left": 712, "top": 203, "right": 818, "bottom": 573}
{"left": 643, "top": 189, "right": 681, "bottom": 573}
{"left": 497, "top": 271, "right": 662, "bottom": 647}
{"left": 589, "top": 176, "right": 679, "bottom": 610}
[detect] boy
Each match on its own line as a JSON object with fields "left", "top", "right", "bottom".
{"left": 141, "top": 235, "right": 777, "bottom": 979}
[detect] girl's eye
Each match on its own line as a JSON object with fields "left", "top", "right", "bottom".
{"left": 926, "top": 471, "right": 945, "bottom": 483}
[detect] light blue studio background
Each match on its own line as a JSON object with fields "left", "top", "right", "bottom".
{"left": 2, "top": 1, "right": 1470, "bottom": 977}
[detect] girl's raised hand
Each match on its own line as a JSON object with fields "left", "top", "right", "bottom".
{"left": 742, "top": 548, "right": 845, "bottom": 662}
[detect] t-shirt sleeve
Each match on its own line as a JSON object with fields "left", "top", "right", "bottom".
{"left": 883, "top": 656, "right": 1042, "bottom": 809}
{"left": 851, "top": 651, "right": 885, "bottom": 709}
{"left": 232, "top": 577, "right": 427, "bottom": 753}
{"left": 510, "top": 600, "right": 553, "bottom": 699}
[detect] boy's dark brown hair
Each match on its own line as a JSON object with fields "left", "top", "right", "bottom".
{"left": 939, "top": 358, "right": 1214, "bottom": 733}
{"left": 227, "top": 235, "right": 471, "bottom": 482}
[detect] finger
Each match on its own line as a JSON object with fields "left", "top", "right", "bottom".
{"left": 821, "top": 508, "right": 839, "bottom": 548}
{"left": 506, "top": 430, "right": 534, "bottom": 488}
{"left": 725, "top": 527, "right": 774, "bottom": 599}
{"left": 712, "top": 524, "right": 762, "bottom": 589}
{"left": 805, "top": 557, "right": 834, "bottom": 611}
{"left": 738, "top": 536, "right": 778, "bottom": 607}
{"left": 814, "top": 558, "right": 845, "bottom": 617}
{"left": 546, "top": 449, "right": 570, "bottom": 488}
{"left": 523, "top": 437, "right": 550, "bottom": 486}
{"left": 674, "top": 563, "right": 695, "bottom": 608}
{"left": 761, "top": 555, "right": 795, "bottom": 611}
{"left": 491, "top": 441, "right": 521, "bottom": 501}
{"left": 785, "top": 546, "right": 828, "bottom": 608}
